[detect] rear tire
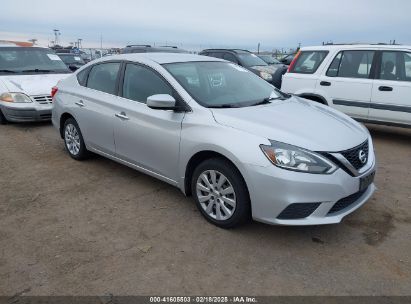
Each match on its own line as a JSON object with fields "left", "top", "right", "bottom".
{"left": 63, "top": 118, "right": 89, "bottom": 160}
{"left": 191, "top": 158, "right": 251, "bottom": 228}
{"left": 0, "top": 110, "right": 8, "bottom": 125}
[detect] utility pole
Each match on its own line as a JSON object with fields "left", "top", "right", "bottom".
{"left": 100, "top": 34, "right": 103, "bottom": 58}
{"left": 53, "top": 29, "right": 60, "bottom": 46}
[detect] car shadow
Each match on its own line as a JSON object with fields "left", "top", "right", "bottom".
{"left": 366, "top": 123, "right": 411, "bottom": 144}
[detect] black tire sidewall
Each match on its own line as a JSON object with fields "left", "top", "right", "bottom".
{"left": 191, "top": 158, "right": 250, "bottom": 228}
{"left": 63, "top": 118, "right": 88, "bottom": 160}
{"left": 0, "top": 109, "right": 8, "bottom": 125}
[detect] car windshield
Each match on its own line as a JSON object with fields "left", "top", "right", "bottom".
{"left": 0, "top": 47, "right": 70, "bottom": 74}
{"left": 163, "top": 61, "right": 286, "bottom": 108}
{"left": 259, "top": 55, "right": 281, "bottom": 65}
{"left": 237, "top": 53, "right": 268, "bottom": 67}
{"left": 58, "top": 54, "right": 85, "bottom": 65}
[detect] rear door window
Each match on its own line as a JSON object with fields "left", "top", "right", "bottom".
{"left": 289, "top": 51, "right": 328, "bottom": 74}
{"left": 86, "top": 62, "right": 121, "bottom": 95}
{"left": 327, "top": 50, "right": 375, "bottom": 79}
{"left": 379, "top": 51, "right": 411, "bottom": 82}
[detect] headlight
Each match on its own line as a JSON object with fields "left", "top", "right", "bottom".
{"left": 0, "top": 92, "right": 32, "bottom": 103}
{"left": 259, "top": 71, "right": 273, "bottom": 81}
{"left": 260, "top": 140, "right": 337, "bottom": 174}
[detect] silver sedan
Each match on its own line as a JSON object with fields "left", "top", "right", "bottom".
{"left": 52, "top": 53, "right": 376, "bottom": 228}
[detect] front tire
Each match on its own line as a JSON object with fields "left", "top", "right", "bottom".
{"left": 0, "top": 109, "right": 8, "bottom": 125}
{"left": 63, "top": 118, "right": 89, "bottom": 160}
{"left": 191, "top": 158, "right": 251, "bottom": 228}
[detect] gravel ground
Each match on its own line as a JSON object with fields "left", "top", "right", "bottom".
{"left": 0, "top": 122, "right": 410, "bottom": 296}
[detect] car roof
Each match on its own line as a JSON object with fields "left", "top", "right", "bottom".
{"left": 301, "top": 44, "right": 411, "bottom": 51}
{"left": 121, "top": 45, "right": 189, "bottom": 53}
{"left": 201, "top": 49, "right": 251, "bottom": 54}
{"left": 94, "top": 52, "right": 225, "bottom": 64}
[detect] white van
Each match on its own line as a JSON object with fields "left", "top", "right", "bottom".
{"left": 0, "top": 42, "right": 71, "bottom": 124}
{"left": 281, "top": 44, "right": 411, "bottom": 128}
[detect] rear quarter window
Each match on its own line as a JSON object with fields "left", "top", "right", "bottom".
{"left": 289, "top": 51, "right": 328, "bottom": 74}
{"left": 76, "top": 67, "right": 90, "bottom": 86}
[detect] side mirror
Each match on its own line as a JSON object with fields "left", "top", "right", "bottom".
{"left": 147, "top": 94, "right": 176, "bottom": 110}
{"left": 69, "top": 65, "right": 79, "bottom": 72}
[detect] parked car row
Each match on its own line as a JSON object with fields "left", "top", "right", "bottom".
{"left": 5, "top": 41, "right": 410, "bottom": 229}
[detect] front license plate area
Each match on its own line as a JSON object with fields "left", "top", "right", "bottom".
{"left": 359, "top": 171, "right": 375, "bottom": 192}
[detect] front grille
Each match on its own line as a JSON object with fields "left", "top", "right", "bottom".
{"left": 277, "top": 203, "right": 321, "bottom": 220}
{"left": 327, "top": 188, "right": 367, "bottom": 215}
{"left": 32, "top": 95, "right": 53, "bottom": 105}
{"left": 340, "top": 140, "right": 369, "bottom": 170}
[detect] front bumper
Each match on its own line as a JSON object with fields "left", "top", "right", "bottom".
{"left": 0, "top": 102, "right": 52, "bottom": 122}
{"left": 244, "top": 158, "right": 376, "bottom": 226}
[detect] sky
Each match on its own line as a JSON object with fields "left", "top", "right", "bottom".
{"left": 1, "top": 0, "right": 411, "bottom": 51}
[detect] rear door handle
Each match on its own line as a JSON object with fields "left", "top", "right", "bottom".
{"left": 320, "top": 81, "right": 331, "bottom": 86}
{"left": 75, "top": 100, "right": 85, "bottom": 107}
{"left": 115, "top": 112, "right": 130, "bottom": 120}
{"left": 379, "top": 86, "right": 393, "bottom": 92}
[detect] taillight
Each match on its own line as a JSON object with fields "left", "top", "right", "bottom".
{"left": 287, "top": 50, "right": 301, "bottom": 73}
{"left": 51, "top": 86, "right": 58, "bottom": 98}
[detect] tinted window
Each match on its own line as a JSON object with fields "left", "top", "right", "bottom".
{"left": 258, "top": 55, "right": 281, "bottom": 65}
{"left": 164, "top": 61, "right": 283, "bottom": 108}
{"left": 380, "top": 51, "right": 411, "bottom": 82}
{"left": 237, "top": 53, "right": 267, "bottom": 67}
{"left": 76, "top": 67, "right": 90, "bottom": 86}
{"left": 405, "top": 53, "right": 411, "bottom": 80}
{"left": 58, "top": 54, "right": 85, "bottom": 65}
{"left": 87, "top": 62, "right": 120, "bottom": 95}
{"left": 122, "top": 64, "right": 173, "bottom": 103}
{"left": 330, "top": 50, "right": 374, "bottom": 79}
{"left": 290, "top": 51, "right": 328, "bottom": 74}
{"left": 223, "top": 53, "right": 238, "bottom": 63}
{"left": 326, "top": 52, "right": 342, "bottom": 77}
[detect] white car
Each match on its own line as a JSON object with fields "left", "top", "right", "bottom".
{"left": 281, "top": 44, "right": 411, "bottom": 128}
{"left": 0, "top": 43, "right": 71, "bottom": 124}
{"left": 52, "top": 53, "right": 376, "bottom": 228}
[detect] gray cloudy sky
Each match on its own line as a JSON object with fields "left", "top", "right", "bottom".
{"left": 1, "top": 0, "right": 410, "bottom": 50}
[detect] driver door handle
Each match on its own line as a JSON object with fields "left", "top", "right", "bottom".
{"left": 379, "top": 86, "right": 393, "bottom": 92}
{"left": 320, "top": 81, "right": 331, "bottom": 86}
{"left": 115, "top": 112, "right": 130, "bottom": 120}
{"left": 75, "top": 100, "right": 85, "bottom": 107}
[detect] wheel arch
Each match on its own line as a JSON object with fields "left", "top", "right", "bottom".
{"left": 298, "top": 93, "right": 329, "bottom": 105}
{"left": 59, "top": 112, "right": 76, "bottom": 138}
{"left": 183, "top": 150, "right": 250, "bottom": 198}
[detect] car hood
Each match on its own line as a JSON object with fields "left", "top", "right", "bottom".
{"left": 0, "top": 74, "right": 70, "bottom": 96}
{"left": 211, "top": 96, "right": 368, "bottom": 152}
{"left": 250, "top": 65, "right": 283, "bottom": 74}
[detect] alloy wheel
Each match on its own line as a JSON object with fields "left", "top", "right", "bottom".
{"left": 196, "top": 170, "right": 237, "bottom": 221}
{"left": 64, "top": 123, "right": 81, "bottom": 156}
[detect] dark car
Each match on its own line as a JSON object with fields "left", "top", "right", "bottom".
{"left": 121, "top": 45, "right": 189, "bottom": 54}
{"left": 279, "top": 54, "right": 295, "bottom": 65}
{"left": 199, "top": 49, "right": 287, "bottom": 88}
{"left": 57, "top": 53, "right": 86, "bottom": 71}
{"left": 257, "top": 54, "right": 285, "bottom": 66}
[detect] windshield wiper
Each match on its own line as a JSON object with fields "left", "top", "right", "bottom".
{"left": 22, "top": 69, "right": 53, "bottom": 73}
{"left": 209, "top": 104, "right": 241, "bottom": 108}
{"left": 0, "top": 69, "right": 17, "bottom": 73}
{"left": 249, "top": 96, "right": 282, "bottom": 107}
